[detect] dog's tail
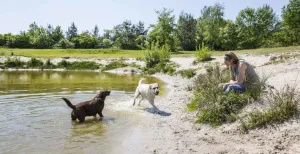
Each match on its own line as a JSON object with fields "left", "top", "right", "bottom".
{"left": 62, "top": 98, "right": 76, "bottom": 110}
{"left": 139, "top": 78, "right": 146, "bottom": 85}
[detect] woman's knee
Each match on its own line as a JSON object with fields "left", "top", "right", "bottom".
{"left": 226, "top": 84, "right": 245, "bottom": 93}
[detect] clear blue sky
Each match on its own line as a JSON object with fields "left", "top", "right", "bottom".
{"left": 0, "top": 0, "right": 290, "bottom": 34}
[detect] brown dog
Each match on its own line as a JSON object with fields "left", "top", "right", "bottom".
{"left": 62, "top": 90, "right": 111, "bottom": 123}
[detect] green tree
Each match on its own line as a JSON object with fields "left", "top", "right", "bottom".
{"left": 148, "top": 8, "right": 176, "bottom": 52}
{"left": 112, "top": 20, "right": 146, "bottom": 49}
{"left": 282, "top": 0, "right": 300, "bottom": 45}
{"left": 219, "top": 20, "right": 238, "bottom": 50}
{"left": 102, "top": 38, "right": 112, "bottom": 48}
{"left": 236, "top": 8, "right": 259, "bottom": 49}
{"left": 197, "top": 3, "right": 226, "bottom": 50}
{"left": 0, "top": 34, "right": 6, "bottom": 46}
{"left": 236, "top": 5, "right": 277, "bottom": 49}
{"left": 256, "top": 4, "right": 278, "bottom": 47}
{"left": 177, "top": 12, "right": 197, "bottom": 51}
{"left": 51, "top": 26, "right": 64, "bottom": 45}
{"left": 72, "top": 31, "right": 98, "bottom": 48}
{"left": 14, "top": 32, "right": 32, "bottom": 48}
{"left": 92, "top": 25, "right": 99, "bottom": 37}
{"left": 66, "top": 22, "right": 78, "bottom": 41}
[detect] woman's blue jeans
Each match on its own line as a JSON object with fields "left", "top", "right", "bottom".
{"left": 225, "top": 84, "right": 246, "bottom": 94}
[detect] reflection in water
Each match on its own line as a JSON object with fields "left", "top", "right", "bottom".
{"left": 0, "top": 71, "right": 163, "bottom": 154}
{"left": 0, "top": 92, "right": 140, "bottom": 154}
{"left": 0, "top": 71, "right": 164, "bottom": 95}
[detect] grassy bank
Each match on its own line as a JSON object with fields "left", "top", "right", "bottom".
{"left": 1, "top": 46, "right": 300, "bottom": 58}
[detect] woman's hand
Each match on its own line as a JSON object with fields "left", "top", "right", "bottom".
{"left": 223, "top": 83, "right": 230, "bottom": 90}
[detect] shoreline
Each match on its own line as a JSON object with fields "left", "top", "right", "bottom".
{"left": 2, "top": 52, "right": 300, "bottom": 153}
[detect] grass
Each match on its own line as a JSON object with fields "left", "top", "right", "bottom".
{"left": 188, "top": 63, "right": 268, "bottom": 126}
{"left": 1, "top": 46, "right": 300, "bottom": 59}
{"left": 100, "top": 59, "right": 128, "bottom": 72}
{"left": 241, "top": 84, "right": 299, "bottom": 132}
{"left": 176, "top": 69, "right": 197, "bottom": 79}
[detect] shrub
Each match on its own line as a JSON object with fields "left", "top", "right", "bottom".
{"left": 177, "top": 69, "right": 197, "bottom": 79}
{"left": 4, "top": 58, "right": 26, "bottom": 68}
{"left": 195, "top": 43, "right": 212, "bottom": 62}
{"left": 101, "top": 60, "right": 128, "bottom": 72}
{"left": 242, "top": 84, "right": 299, "bottom": 131}
{"left": 57, "top": 60, "right": 100, "bottom": 70}
{"left": 43, "top": 59, "right": 56, "bottom": 69}
{"left": 144, "top": 45, "right": 171, "bottom": 68}
{"left": 57, "top": 59, "right": 69, "bottom": 68}
{"left": 68, "top": 61, "right": 100, "bottom": 70}
{"left": 142, "top": 61, "right": 177, "bottom": 75}
{"left": 26, "top": 58, "right": 43, "bottom": 68}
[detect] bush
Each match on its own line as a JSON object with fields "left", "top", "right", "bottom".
{"left": 43, "top": 59, "right": 56, "bottom": 69}
{"left": 57, "top": 59, "right": 69, "bottom": 68}
{"left": 101, "top": 60, "right": 128, "bottom": 72}
{"left": 144, "top": 45, "right": 171, "bottom": 68}
{"left": 53, "top": 39, "right": 74, "bottom": 49}
{"left": 196, "top": 92, "right": 250, "bottom": 126}
{"left": 176, "top": 69, "right": 197, "bottom": 79}
{"left": 188, "top": 63, "right": 261, "bottom": 126}
{"left": 195, "top": 43, "right": 212, "bottom": 62}
{"left": 26, "top": 58, "right": 43, "bottom": 68}
{"left": 142, "top": 61, "right": 177, "bottom": 75}
{"left": 242, "top": 85, "right": 299, "bottom": 131}
{"left": 57, "top": 60, "right": 100, "bottom": 70}
{"left": 4, "top": 58, "right": 26, "bottom": 68}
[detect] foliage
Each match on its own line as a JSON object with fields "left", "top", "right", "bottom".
{"left": 144, "top": 44, "right": 171, "bottom": 68}
{"left": 148, "top": 8, "right": 177, "bottom": 52}
{"left": 0, "top": 2, "right": 300, "bottom": 50}
{"left": 196, "top": 3, "right": 225, "bottom": 50}
{"left": 57, "top": 60, "right": 100, "bottom": 70}
{"left": 188, "top": 63, "right": 271, "bottom": 126}
{"left": 195, "top": 43, "right": 212, "bottom": 62}
{"left": 177, "top": 12, "right": 197, "bottom": 51}
{"left": 66, "top": 22, "right": 78, "bottom": 41}
{"left": 4, "top": 58, "right": 26, "bottom": 68}
{"left": 26, "top": 58, "right": 43, "bottom": 68}
{"left": 101, "top": 60, "right": 128, "bottom": 71}
{"left": 242, "top": 85, "right": 299, "bottom": 131}
{"left": 282, "top": 0, "right": 300, "bottom": 45}
{"left": 176, "top": 69, "right": 197, "bottom": 78}
{"left": 236, "top": 5, "right": 278, "bottom": 49}
{"left": 71, "top": 31, "right": 98, "bottom": 48}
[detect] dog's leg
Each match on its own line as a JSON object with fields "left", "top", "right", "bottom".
{"left": 78, "top": 116, "right": 85, "bottom": 123}
{"left": 78, "top": 112, "right": 85, "bottom": 123}
{"left": 71, "top": 111, "right": 76, "bottom": 121}
{"left": 148, "top": 99, "right": 160, "bottom": 113}
{"left": 133, "top": 90, "right": 140, "bottom": 106}
{"left": 98, "top": 112, "right": 104, "bottom": 117}
{"left": 138, "top": 97, "right": 144, "bottom": 106}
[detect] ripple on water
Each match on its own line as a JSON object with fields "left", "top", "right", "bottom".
{"left": 0, "top": 92, "right": 141, "bottom": 154}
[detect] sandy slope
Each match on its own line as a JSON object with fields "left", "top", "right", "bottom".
{"left": 125, "top": 53, "right": 300, "bottom": 154}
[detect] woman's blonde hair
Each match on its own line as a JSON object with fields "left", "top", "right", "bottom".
{"left": 224, "top": 51, "right": 239, "bottom": 64}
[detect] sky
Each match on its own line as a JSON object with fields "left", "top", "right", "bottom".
{"left": 0, "top": 0, "right": 290, "bottom": 35}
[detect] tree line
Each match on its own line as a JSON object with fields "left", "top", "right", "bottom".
{"left": 0, "top": 0, "right": 299, "bottom": 51}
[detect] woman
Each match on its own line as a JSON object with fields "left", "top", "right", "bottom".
{"left": 222, "top": 51, "right": 259, "bottom": 94}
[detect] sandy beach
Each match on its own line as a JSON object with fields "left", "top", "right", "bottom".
{"left": 118, "top": 53, "right": 300, "bottom": 154}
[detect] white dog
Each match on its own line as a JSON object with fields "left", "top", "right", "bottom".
{"left": 133, "top": 78, "right": 160, "bottom": 112}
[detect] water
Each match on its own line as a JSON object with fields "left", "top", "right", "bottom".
{"left": 0, "top": 71, "right": 164, "bottom": 154}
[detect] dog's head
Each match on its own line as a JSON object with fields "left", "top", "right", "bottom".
{"left": 150, "top": 83, "right": 159, "bottom": 95}
{"left": 95, "top": 90, "right": 111, "bottom": 99}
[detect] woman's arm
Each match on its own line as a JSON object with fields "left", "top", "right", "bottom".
{"left": 231, "top": 63, "right": 247, "bottom": 84}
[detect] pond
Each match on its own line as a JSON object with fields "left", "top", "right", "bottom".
{"left": 0, "top": 71, "right": 164, "bottom": 153}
